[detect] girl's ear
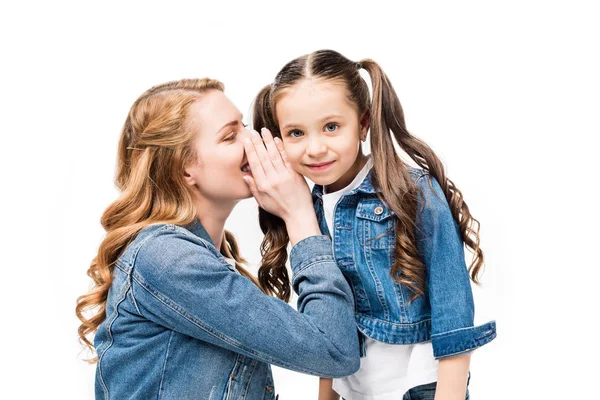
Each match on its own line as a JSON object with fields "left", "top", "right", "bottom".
{"left": 360, "top": 110, "right": 370, "bottom": 141}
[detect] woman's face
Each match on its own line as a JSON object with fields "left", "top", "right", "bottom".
{"left": 184, "top": 90, "right": 253, "bottom": 204}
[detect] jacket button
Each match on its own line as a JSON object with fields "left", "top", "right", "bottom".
{"left": 374, "top": 206, "right": 384, "bottom": 215}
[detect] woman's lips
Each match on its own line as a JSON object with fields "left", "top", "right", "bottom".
{"left": 306, "top": 161, "right": 335, "bottom": 172}
{"left": 241, "top": 163, "right": 251, "bottom": 174}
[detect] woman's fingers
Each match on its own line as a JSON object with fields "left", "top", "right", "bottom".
{"left": 261, "top": 128, "right": 285, "bottom": 172}
{"left": 242, "top": 175, "right": 261, "bottom": 206}
{"left": 273, "top": 136, "right": 293, "bottom": 172}
{"left": 243, "top": 133, "right": 267, "bottom": 184}
{"left": 250, "top": 129, "right": 277, "bottom": 177}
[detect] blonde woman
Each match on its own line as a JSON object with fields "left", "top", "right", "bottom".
{"left": 76, "top": 78, "right": 359, "bottom": 399}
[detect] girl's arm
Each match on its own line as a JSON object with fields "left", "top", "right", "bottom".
{"left": 414, "top": 174, "right": 496, "bottom": 358}
{"left": 319, "top": 378, "right": 339, "bottom": 400}
{"left": 434, "top": 353, "right": 471, "bottom": 400}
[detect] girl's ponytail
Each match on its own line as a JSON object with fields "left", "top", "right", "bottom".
{"left": 360, "top": 59, "right": 484, "bottom": 284}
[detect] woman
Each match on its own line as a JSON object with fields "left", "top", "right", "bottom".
{"left": 75, "top": 78, "right": 359, "bottom": 399}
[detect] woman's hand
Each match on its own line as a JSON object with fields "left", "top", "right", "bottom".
{"left": 243, "top": 128, "right": 321, "bottom": 245}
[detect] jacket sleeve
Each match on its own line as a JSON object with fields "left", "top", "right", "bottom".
{"left": 415, "top": 174, "right": 496, "bottom": 359}
{"left": 129, "top": 226, "right": 360, "bottom": 378}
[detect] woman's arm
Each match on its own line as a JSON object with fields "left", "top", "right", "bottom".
{"left": 131, "top": 228, "right": 360, "bottom": 378}
{"left": 435, "top": 353, "right": 471, "bottom": 400}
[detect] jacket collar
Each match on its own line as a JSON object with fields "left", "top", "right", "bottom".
{"left": 183, "top": 218, "right": 215, "bottom": 247}
{"left": 311, "top": 169, "right": 378, "bottom": 201}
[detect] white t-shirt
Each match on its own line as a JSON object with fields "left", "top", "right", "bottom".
{"left": 322, "top": 156, "right": 439, "bottom": 400}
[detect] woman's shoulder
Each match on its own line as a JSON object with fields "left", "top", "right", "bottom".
{"left": 118, "top": 223, "right": 218, "bottom": 271}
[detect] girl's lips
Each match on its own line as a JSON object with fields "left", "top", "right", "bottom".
{"left": 306, "top": 161, "right": 335, "bottom": 171}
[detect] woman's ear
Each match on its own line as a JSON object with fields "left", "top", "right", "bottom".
{"left": 183, "top": 166, "right": 197, "bottom": 187}
{"left": 360, "top": 110, "right": 370, "bottom": 141}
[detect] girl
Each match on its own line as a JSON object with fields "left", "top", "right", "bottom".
{"left": 252, "top": 50, "right": 497, "bottom": 400}
{"left": 75, "top": 78, "right": 360, "bottom": 399}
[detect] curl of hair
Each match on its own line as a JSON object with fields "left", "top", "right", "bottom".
{"left": 359, "top": 59, "right": 484, "bottom": 295}
{"left": 252, "top": 50, "right": 484, "bottom": 302}
{"left": 76, "top": 78, "right": 262, "bottom": 362}
{"left": 251, "top": 85, "right": 292, "bottom": 302}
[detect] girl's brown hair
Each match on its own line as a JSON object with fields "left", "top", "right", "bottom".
{"left": 76, "top": 78, "right": 262, "bottom": 361}
{"left": 253, "top": 50, "right": 483, "bottom": 302}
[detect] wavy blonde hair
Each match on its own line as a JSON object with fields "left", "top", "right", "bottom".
{"left": 76, "top": 78, "right": 262, "bottom": 362}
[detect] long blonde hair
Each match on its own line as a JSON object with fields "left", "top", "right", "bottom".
{"left": 76, "top": 78, "right": 262, "bottom": 362}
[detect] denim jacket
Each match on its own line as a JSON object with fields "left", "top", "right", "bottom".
{"left": 312, "top": 167, "right": 497, "bottom": 359}
{"left": 94, "top": 220, "right": 360, "bottom": 399}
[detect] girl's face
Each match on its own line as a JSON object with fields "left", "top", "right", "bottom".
{"left": 275, "top": 79, "right": 369, "bottom": 192}
{"left": 184, "top": 90, "right": 253, "bottom": 204}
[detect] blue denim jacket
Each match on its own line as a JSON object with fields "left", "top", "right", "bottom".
{"left": 312, "top": 167, "right": 496, "bottom": 359}
{"left": 94, "top": 220, "right": 360, "bottom": 399}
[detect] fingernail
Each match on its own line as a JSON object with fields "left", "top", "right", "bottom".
{"left": 251, "top": 130, "right": 259, "bottom": 136}
{"left": 273, "top": 137, "right": 281, "bottom": 144}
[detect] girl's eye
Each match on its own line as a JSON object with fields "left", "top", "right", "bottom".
{"left": 325, "top": 123, "right": 339, "bottom": 132}
{"left": 224, "top": 133, "right": 236, "bottom": 141}
{"left": 288, "top": 130, "right": 304, "bottom": 138}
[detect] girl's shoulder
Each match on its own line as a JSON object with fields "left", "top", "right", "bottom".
{"left": 406, "top": 167, "right": 443, "bottom": 201}
{"left": 406, "top": 166, "right": 429, "bottom": 185}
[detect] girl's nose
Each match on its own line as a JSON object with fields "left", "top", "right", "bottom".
{"left": 306, "top": 136, "right": 327, "bottom": 157}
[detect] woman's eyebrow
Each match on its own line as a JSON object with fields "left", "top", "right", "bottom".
{"left": 216, "top": 114, "right": 244, "bottom": 135}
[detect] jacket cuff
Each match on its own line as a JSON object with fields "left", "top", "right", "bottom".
{"left": 432, "top": 321, "right": 497, "bottom": 359}
{"left": 289, "top": 235, "right": 335, "bottom": 275}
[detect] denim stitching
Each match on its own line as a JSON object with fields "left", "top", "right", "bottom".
{"left": 241, "top": 358, "right": 258, "bottom": 398}
{"left": 157, "top": 330, "right": 174, "bottom": 398}
{"left": 431, "top": 322, "right": 495, "bottom": 339}
{"left": 96, "top": 279, "right": 130, "bottom": 400}
{"left": 363, "top": 232, "right": 390, "bottom": 320}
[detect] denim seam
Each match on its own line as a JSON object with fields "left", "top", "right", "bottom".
{"left": 241, "top": 358, "right": 258, "bottom": 398}
{"left": 225, "top": 354, "right": 243, "bottom": 400}
{"left": 291, "top": 258, "right": 335, "bottom": 279}
{"left": 414, "top": 172, "right": 445, "bottom": 205}
{"left": 289, "top": 236, "right": 331, "bottom": 259}
{"left": 175, "top": 225, "right": 220, "bottom": 254}
{"left": 127, "top": 274, "right": 142, "bottom": 315}
{"left": 126, "top": 225, "right": 170, "bottom": 268}
{"left": 356, "top": 314, "right": 432, "bottom": 327}
{"left": 114, "top": 263, "right": 128, "bottom": 276}
{"left": 158, "top": 330, "right": 174, "bottom": 398}
{"left": 435, "top": 332, "right": 497, "bottom": 359}
{"left": 434, "top": 327, "right": 497, "bottom": 359}
{"left": 96, "top": 280, "right": 130, "bottom": 400}
{"left": 431, "top": 324, "right": 491, "bottom": 339}
{"left": 348, "top": 220, "right": 372, "bottom": 316}
{"left": 362, "top": 234, "right": 390, "bottom": 320}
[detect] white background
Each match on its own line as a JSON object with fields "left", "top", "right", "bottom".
{"left": 1, "top": 1, "right": 598, "bottom": 398}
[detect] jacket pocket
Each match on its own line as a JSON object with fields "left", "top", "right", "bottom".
{"left": 356, "top": 200, "right": 395, "bottom": 249}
